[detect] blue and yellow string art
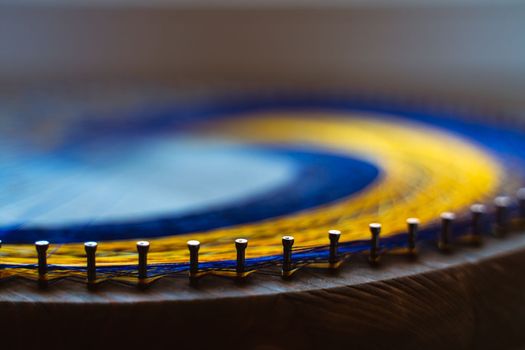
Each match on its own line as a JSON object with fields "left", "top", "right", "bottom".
{"left": 0, "top": 95, "right": 524, "bottom": 284}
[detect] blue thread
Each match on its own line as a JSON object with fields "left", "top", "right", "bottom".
{"left": 0, "top": 148, "right": 379, "bottom": 243}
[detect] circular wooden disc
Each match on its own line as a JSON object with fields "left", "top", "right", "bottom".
{"left": 2, "top": 232, "right": 525, "bottom": 349}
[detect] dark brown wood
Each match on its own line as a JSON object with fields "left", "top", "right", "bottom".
{"left": 1, "top": 233, "right": 525, "bottom": 350}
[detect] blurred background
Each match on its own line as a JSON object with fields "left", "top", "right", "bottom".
{"left": 0, "top": 0, "right": 524, "bottom": 113}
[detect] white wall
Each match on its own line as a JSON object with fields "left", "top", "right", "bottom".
{"left": 0, "top": 2, "right": 524, "bottom": 109}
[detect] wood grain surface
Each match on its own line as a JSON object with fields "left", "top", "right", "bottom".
{"left": 1, "top": 232, "right": 525, "bottom": 350}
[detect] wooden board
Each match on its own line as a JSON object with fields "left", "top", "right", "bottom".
{"left": 2, "top": 232, "right": 525, "bottom": 349}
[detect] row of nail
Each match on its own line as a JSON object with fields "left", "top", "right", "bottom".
{"left": 1, "top": 190, "right": 524, "bottom": 288}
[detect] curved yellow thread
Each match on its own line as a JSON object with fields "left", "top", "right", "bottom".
{"left": 0, "top": 112, "right": 503, "bottom": 266}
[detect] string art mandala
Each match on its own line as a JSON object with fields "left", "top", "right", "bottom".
{"left": 1, "top": 92, "right": 524, "bottom": 284}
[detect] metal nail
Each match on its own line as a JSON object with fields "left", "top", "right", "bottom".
{"left": 439, "top": 212, "right": 455, "bottom": 251}
{"left": 136, "top": 241, "right": 150, "bottom": 280}
{"left": 369, "top": 223, "right": 381, "bottom": 264}
{"left": 281, "top": 236, "right": 294, "bottom": 277}
{"left": 84, "top": 241, "right": 98, "bottom": 285}
{"left": 35, "top": 240, "right": 49, "bottom": 287}
{"left": 235, "top": 238, "right": 248, "bottom": 274}
{"left": 406, "top": 218, "right": 420, "bottom": 253}
{"left": 187, "top": 240, "right": 200, "bottom": 280}
{"left": 328, "top": 230, "right": 341, "bottom": 264}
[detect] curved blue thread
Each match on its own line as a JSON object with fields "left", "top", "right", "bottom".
{"left": 0, "top": 148, "right": 379, "bottom": 243}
